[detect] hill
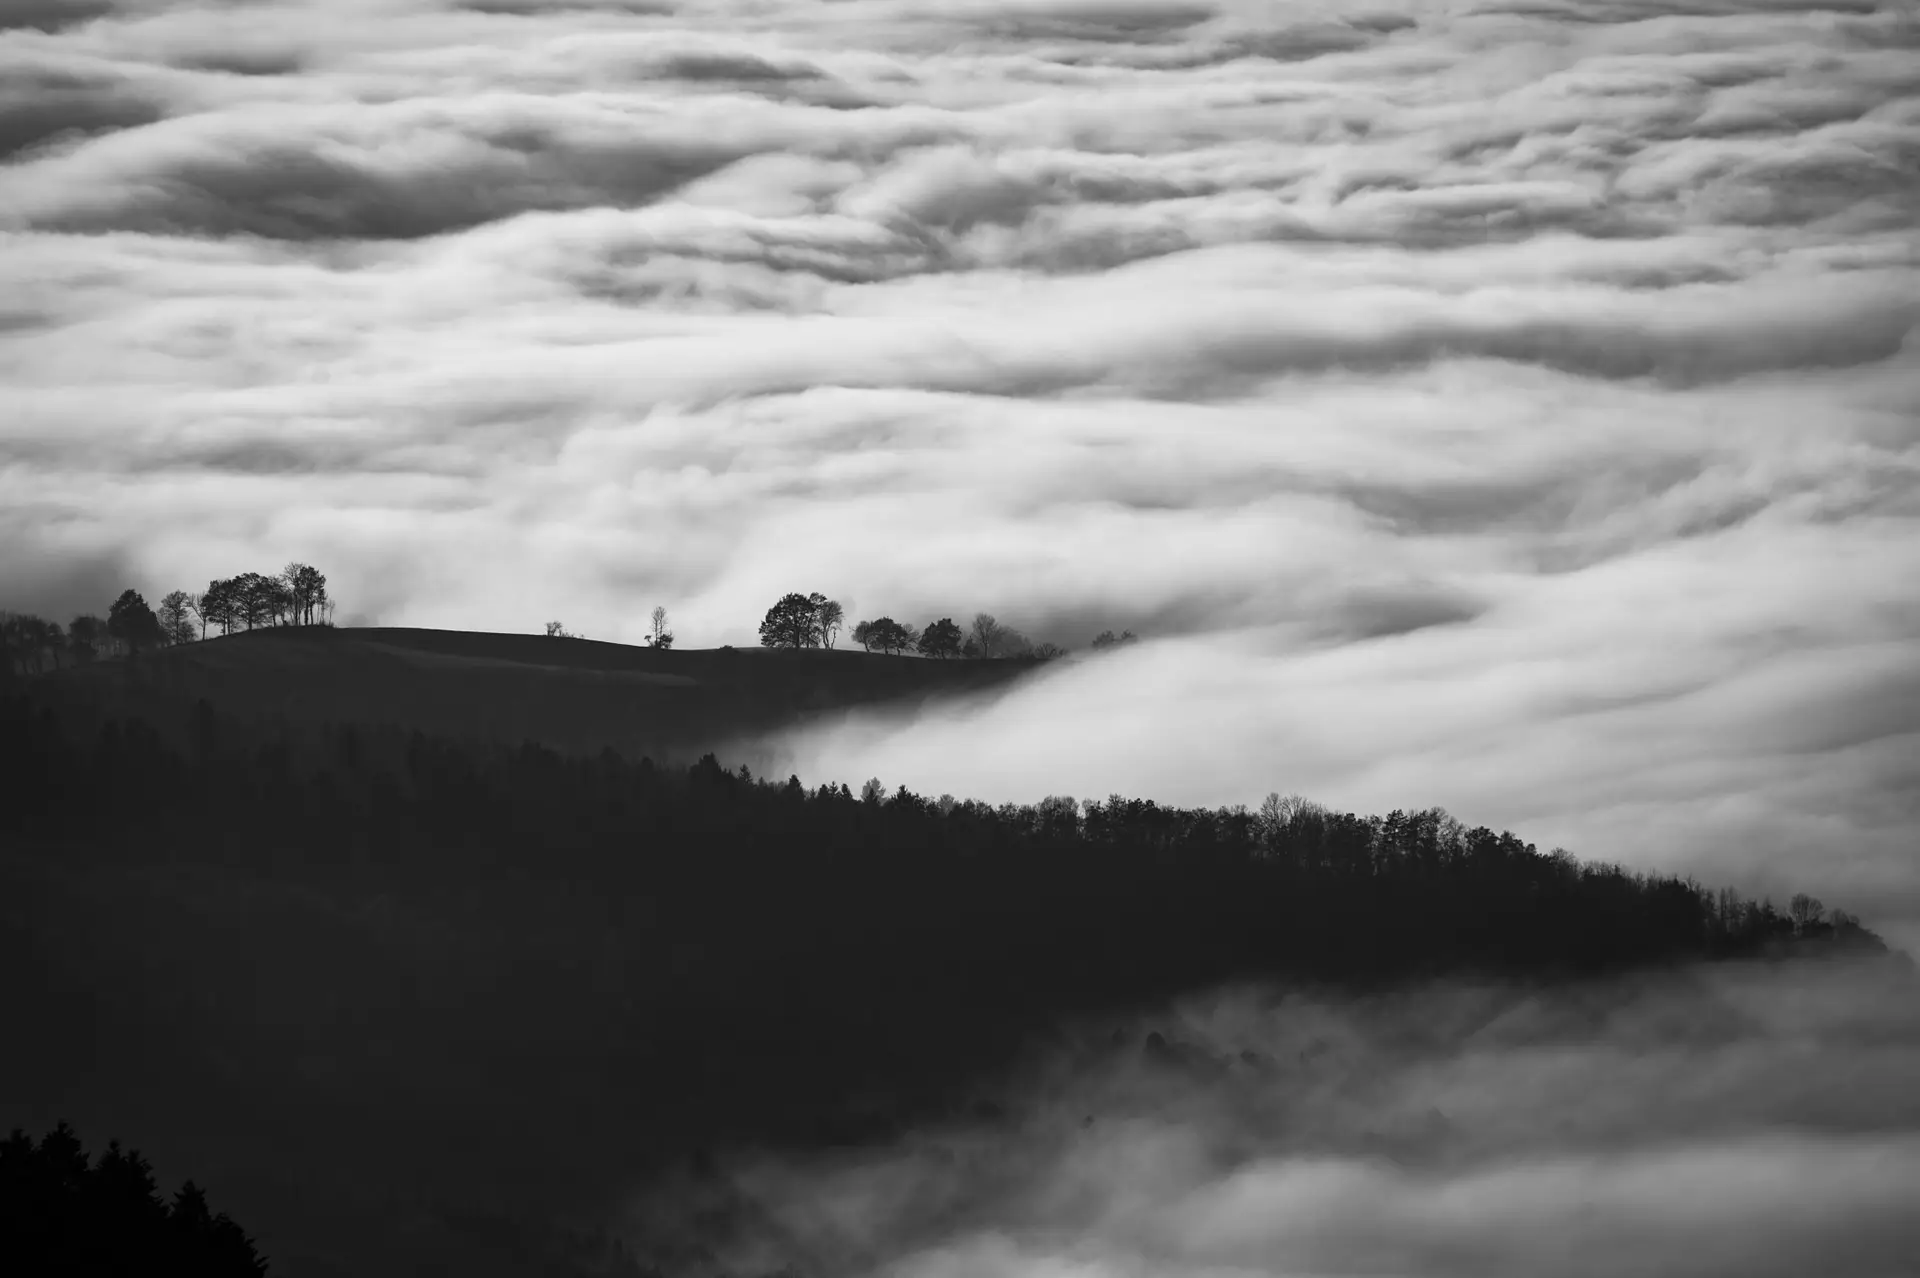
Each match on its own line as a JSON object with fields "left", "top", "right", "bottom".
{"left": 17, "top": 626, "right": 1043, "bottom": 763}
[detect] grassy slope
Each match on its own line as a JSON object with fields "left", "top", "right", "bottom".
{"left": 24, "top": 625, "right": 1041, "bottom": 762}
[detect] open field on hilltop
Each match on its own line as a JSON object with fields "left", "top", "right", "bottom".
{"left": 17, "top": 625, "right": 1044, "bottom": 764}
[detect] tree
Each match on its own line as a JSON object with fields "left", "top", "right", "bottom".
{"left": 68, "top": 615, "right": 105, "bottom": 662}
{"left": 282, "top": 563, "right": 327, "bottom": 626}
{"left": 198, "top": 580, "right": 237, "bottom": 636}
{"left": 157, "top": 591, "right": 196, "bottom": 646}
{"left": 759, "top": 593, "right": 822, "bottom": 649}
{"left": 1090, "top": 629, "right": 1138, "bottom": 650}
{"left": 969, "top": 613, "right": 1005, "bottom": 657}
{"left": 545, "top": 621, "right": 572, "bottom": 638}
{"left": 917, "top": 617, "right": 963, "bottom": 659}
{"left": 224, "top": 573, "right": 284, "bottom": 630}
{"left": 1032, "top": 642, "right": 1069, "bottom": 660}
{"left": 859, "top": 617, "right": 915, "bottom": 655}
{"left": 107, "top": 590, "right": 164, "bottom": 653}
{"left": 648, "top": 606, "right": 673, "bottom": 649}
{"left": 817, "top": 599, "right": 844, "bottom": 649}
{"left": 1789, "top": 893, "right": 1826, "bottom": 932}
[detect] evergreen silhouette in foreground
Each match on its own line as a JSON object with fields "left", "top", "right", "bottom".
{"left": 0, "top": 1121, "right": 267, "bottom": 1276}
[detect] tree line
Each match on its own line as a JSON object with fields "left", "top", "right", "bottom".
{"left": 758, "top": 591, "right": 1137, "bottom": 659}
{"left": 2, "top": 1121, "right": 267, "bottom": 1276}
{"left": 1, "top": 564, "right": 332, "bottom": 675}
{"left": 1, "top": 692, "right": 1892, "bottom": 1147}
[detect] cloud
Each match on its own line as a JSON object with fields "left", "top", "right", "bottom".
{"left": 1, "top": 0, "right": 1916, "bottom": 945}
{"left": 619, "top": 963, "right": 1920, "bottom": 1278}
{"left": 0, "top": 0, "right": 118, "bottom": 35}
{"left": 0, "top": 56, "right": 167, "bottom": 161}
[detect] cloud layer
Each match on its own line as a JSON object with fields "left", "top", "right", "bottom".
{"left": 622, "top": 962, "right": 1920, "bottom": 1278}
{"left": 2, "top": 0, "right": 1917, "bottom": 937}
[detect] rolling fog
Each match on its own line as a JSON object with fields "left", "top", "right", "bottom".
{"left": 624, "top": 959, "right": 1920, "bottom": 1278}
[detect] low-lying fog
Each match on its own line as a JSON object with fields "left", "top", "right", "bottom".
{"left": 624, "top": 958, "right": 1920, "bottom": 1278}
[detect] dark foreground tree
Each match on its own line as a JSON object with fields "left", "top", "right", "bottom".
{"left": 0, "top": 1121, "right": 268, "bottom": 1276}
{"left": 760, "top": 593, "right": 823, "bottom": 648}
{"left": 855, "top": 616, "right": 916, "bottom": 655}
{"left": 107, "top": 590, "right": 165, "bottom": 654}
{"left": 281, "top": 564, "right": 327, "bottom": 627}
{"left": 917, "top": 617, "right": 963, "bottom": 658}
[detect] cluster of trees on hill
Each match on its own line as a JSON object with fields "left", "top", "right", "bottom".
{"left": 1, "top": 564, "right": 333, "bottom": 675}
{"left": 760, "top": 593, "right": 1102, "bottom": 659}
{"left": 196, "top": 565, "right": 330, "bottom": 636}
{"left": 1, "top": 1121, "right": 267, "bottom": 1275}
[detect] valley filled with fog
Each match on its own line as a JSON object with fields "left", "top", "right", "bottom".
{"left": 4, "top": 0, "right": 1918, "bottom": 1273}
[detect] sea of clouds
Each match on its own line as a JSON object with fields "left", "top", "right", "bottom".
{"left": 622, "top": 961, "right": 1920, "bottom": 1278}
{"left": 2, "top": 0, "right": 1917, "bottom": 941}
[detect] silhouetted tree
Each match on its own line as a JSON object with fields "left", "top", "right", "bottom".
{"left": 969, "top": 613, "right": 1005, "bottom": 657}
{"left": 158, "top": 591, "right": 197, "bottom": 646}
{"left": 544, "top": 621, "right": 572, "bottom": 638}
{"left": 67, "top": 614, "right": 105, "bottom": 663}
{"left": 1789, "top": 893, "right": 1826, "bottom": 932}
{"left": 859, "top": 617, "right": 916, "bottom": 655}
{"left": 108, "top": 590, "right": 165, "bottom": 654}
{"left": 917, "top": 617, "right": 963, "bottom": 659}
{"left": 759, "top": 593, "right": 822, "bottom": 649}
{"left": 199, "top": 580, "right": 237, "bottom": 636}
{"left": 817, "top": 599, "right": 844, "bottom": 649}
{"left": 282, "top": 563, "right": 327, "bottom": 627}
{"left": 648, "top": 606, "right": 673, "bottom": 649}
{"left": 0, "top": 1120, "right": 268, "bottom": 1276}
{"left": 1090, "top": 629, "right": 1139, "bottom": 650}
{"left": 1032, "top": 642, "right": 1069, "bottom": 660}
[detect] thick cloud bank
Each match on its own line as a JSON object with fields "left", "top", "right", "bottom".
{"left": 623, "top": 962, "right": 1920, "bottom": 1278}
{"left": 2, "top": 1, "right": 1917, "bottom": 933}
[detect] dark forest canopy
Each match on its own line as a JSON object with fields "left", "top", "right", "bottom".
{"left": 2, "top": 692, "right": 1888, "bottom": 996}
{"left": 1, "top": 1121, "right": 267, "bottom": 1277}
{"left": 0, "top": 689, "right": 1903, "bottom": 1271}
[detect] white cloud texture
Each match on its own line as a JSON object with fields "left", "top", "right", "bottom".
{"left": 2, "top": 0, "right": 1917, "bottom": 939}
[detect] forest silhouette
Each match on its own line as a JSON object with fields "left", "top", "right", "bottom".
{"left": 1, "top": 1120, "right": 267, "bottom": 1276}
{"left": 0, "top": 673, "right": 1900, "bottom": 1274}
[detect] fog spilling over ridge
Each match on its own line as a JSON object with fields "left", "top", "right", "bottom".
{"left": 3, "top": 0, "right": 1918, "bottom": 948}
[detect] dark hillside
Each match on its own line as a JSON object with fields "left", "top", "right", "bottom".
{"left": 1, "top": 689, "right": 1903, "bottom": 1276}
{"left": 22, "top": 626, "right": 1040, "bottom": 762}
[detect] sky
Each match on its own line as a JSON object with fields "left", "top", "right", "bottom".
{"left": 2, "top": 0, "right": 1918, "bottom": 940}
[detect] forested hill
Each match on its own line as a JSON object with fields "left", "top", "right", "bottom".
{"left": 13, "top": 624, "right": 1043, "bottom": 763}
{"left": 0, "top": 690, "right": 1902, "bottom": 1276}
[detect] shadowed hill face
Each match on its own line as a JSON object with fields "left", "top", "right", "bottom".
{"left": 27, "top": 626, "right": 1043, "bottom": 761}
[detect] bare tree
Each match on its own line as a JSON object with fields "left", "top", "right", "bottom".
{"left": 969, "top": 613, "right": 1005, "bottom": 657}
{"left": 818, "top": 599, "right": 844, "bottom": 649}
{"left": 158, "top": 591, "right": 196, "bottom": 646}
{"left": 648, "top": 605, "right": 672, "bottom": 648}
